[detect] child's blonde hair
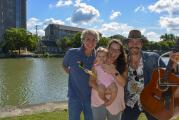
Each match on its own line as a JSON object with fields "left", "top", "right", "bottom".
{"left": 96, "top": 47, "right": 108, "bottom": 56}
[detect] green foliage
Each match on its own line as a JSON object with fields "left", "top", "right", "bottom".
{"left": 54, "top": 32, "right": 178, "bottom": 53}
{"left": 26, "top": 33, "right": 39, "bottom": 51}
{"left": 0, "top": 110, "right": 84, "bottom": 120}
{"left": 160, "top": 33, "right": 176, "bottom": 42}
{"left": 2, "top": 28, "right": 38, "bottom": 54}
{"left": 98, "top": 37, "right": 109, "bottom": 47}
{"left": 109, "top": 34, "right": 126, "bottom": 41}
{"left": 43, "top": 52, "right": 50, "bottom": 57}
{"left": 56, "top": 32, "right": 81, "bottom": 52}
{"left": 143, "top": 39, "right": 175, "bottom": 53}
{"left": 71, "top": 32, "right": 81, "bottom": 48}
{"left": 56, "top": 37, "right": 72, "bottom": 52}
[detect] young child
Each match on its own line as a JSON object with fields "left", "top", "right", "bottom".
{"left": 92, "top": 47, "right": 118, "bottom": 106}
{"left": 90, "top": 41, "right": 126, "bottom": 119}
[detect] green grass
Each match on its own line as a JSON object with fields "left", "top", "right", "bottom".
{"left": 0, "top": 110, "right": 84, "bottom": 120}
{"left": 0, "top": 110, "right": 178, "bottom": 120}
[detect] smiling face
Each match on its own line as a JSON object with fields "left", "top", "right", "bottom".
{"left": 96, "top": 51, "right": 108, "bottom": 64}
{"left": 82, "top": 33, "right": 97, "bottom": 53}
{"left": 108, "top": 42, "right": 121, "bottom": 62}
{"left": 128, "top": 39, "right": 143, "bottom": 55}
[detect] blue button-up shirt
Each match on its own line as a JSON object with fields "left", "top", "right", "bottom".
{"left": 63, "top": 47, "right": 95, "bottom": 101}
{"left": 142, "top": 51, "right": 166, "bottom": 86}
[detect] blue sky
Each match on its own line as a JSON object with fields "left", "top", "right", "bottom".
{"left": 27, "top": 0, "right": 179, "bottom": 42}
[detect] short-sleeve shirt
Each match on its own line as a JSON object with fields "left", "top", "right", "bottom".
{"left": 95, "top": 65, "right": 115, "bottom": 87}
{"left": 63, "top": 47, "right": 95, "bottom": 101}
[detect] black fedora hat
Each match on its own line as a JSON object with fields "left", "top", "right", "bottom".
{"left": 125, "top": 29, "right": 148, "bottom": 43}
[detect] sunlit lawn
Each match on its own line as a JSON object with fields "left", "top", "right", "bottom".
{"left": 0, "top": 110, "right": 83, "bottom": 120}
{"left": 0, "top": 110, "right": 178, "bottom": 120}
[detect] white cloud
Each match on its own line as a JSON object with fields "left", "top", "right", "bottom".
{"left": 148, "top": 0, "right": 170, "bottom": 13}
{"left": 160, "top": 16, "right": 179, "bottom": 29}
{"left": 27, "top": 17, "right": 65, "bottom": 36}
{"left": 65, "top": 17, "right": 79, "bottom": 26}
{"left": 27, "top": 18, "right": 162, "bottom": 41}
{"left": 49, "top": 0, "right": 101, "bottom": 25}
{"left": 96, "top": 22, "right": 161, "bottom": 41}
{"left": 148, "top": 0, "right": 179, "bottom": 17}
{"left": 75, "top": 0, "right": 81, "bottom": 6}
{"left": 65, "top": 17, "right": 71, "bottom": 22}
{"left": 148, "top": 0, "right": 179, "bottom": 36}
{"left": 159, "top": 16, "right": 179, "bottom": 35}
{"left": 97, "top": 22, "right": 133, "bottom": 37}
{"left": 135, "top": 5, "right": 146, "bottom": 13}
{"left": 110, "top": 10, "right": 121, "bottom": 20}
{"left": 56, "top": 0, "right": 73, "bottom": 7}
{"left": 71, "top": 1, "right": 100, "bottom": 24}
{"left": 27, "top": 18, "right": 41, "bottom": 30}
{"left": 146, "top": 31, "right": 161, "bottom": 42}
{"left": 43, "top": 18, "right": 65, "bottom": 25}
{"left": 49, "top": 0, "right": 73, "bottom": 8}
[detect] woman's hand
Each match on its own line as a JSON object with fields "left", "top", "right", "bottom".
{"left": 170, "top": 52, "right": 179, "bottom": 63}
{"left": 97, "top": 84, "right": 107, "bottom": 102}
{"left": 170, "top": 52, "right": 179, "bottom": 73}
{"left": 102, "top": 64, "right": 117, "bottom": 76}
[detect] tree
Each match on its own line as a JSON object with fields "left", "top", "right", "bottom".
{"left": 109, "top": 34, "right": 126, "bottom": 44}
{"left": 160, "top": 33, "right": 176, "bottom": 42}
{"left": 26, "top": 32, "right": 39, "bottom": 51}
{"left": 2, "top": 28, "right": 38, "bottom": 54}
{"left": 71, "top": 32, "right": 81, "bottom": 48}
{"left": 98, "top": 37, "right": 109, "bottom": 47}
{"left": 56, "top": 37, "right": 72, "bottom": 52}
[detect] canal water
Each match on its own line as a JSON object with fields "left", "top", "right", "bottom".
{"left": 0, "top": 57, "right": 169, "bottom": 108}
{"left": 0, "top": 58, "right": 68, "bottom": 107}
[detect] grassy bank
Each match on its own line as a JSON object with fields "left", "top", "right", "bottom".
{"left": 0, "top": 110, "right": 84, "bottom": 120}
{"left": 0, "top": 110, "right": 178, "bottom": 120}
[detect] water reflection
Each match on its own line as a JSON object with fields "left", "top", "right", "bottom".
{"left": 0, "top": 57, "right": 169, "bottom": 107}
{"left": 0, "top": 59, "right": 33, "bottom": 107}
{"left": 0, "top": 58, "right": 68, "bottom": 107}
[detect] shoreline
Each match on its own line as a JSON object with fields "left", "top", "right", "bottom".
{"left": 0, "top": 101, "right": 68, "bottom": 118}
{"left": 0, "top": 53, "right": 65, "bottom": 58}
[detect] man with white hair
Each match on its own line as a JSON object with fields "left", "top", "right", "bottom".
{"left": 63, "top": 29, "right": 99, "bottom": 120}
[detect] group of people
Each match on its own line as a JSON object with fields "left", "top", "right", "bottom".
{"left": 63, "top": 29, "right": 179, "bottom": 120}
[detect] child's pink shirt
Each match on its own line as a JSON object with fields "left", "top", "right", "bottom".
{"left": 91, "top": 65, "right": 125, "bottom": 115}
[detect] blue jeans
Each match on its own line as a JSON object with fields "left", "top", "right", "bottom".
{"left": 68, "top": 98, "right": 93, "bottom": 120}
{"left": 92, "top": 105, "right": 121, "bottom": 120}
{"left": 121, "top": 104, "right": 157, "bottom": 120}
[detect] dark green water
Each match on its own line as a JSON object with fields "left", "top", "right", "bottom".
{"left": 0, "top": 57, "right": 169, "bottom": 108}
{"left": 0, "top": 58, "right": 68, "bottom": 107}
